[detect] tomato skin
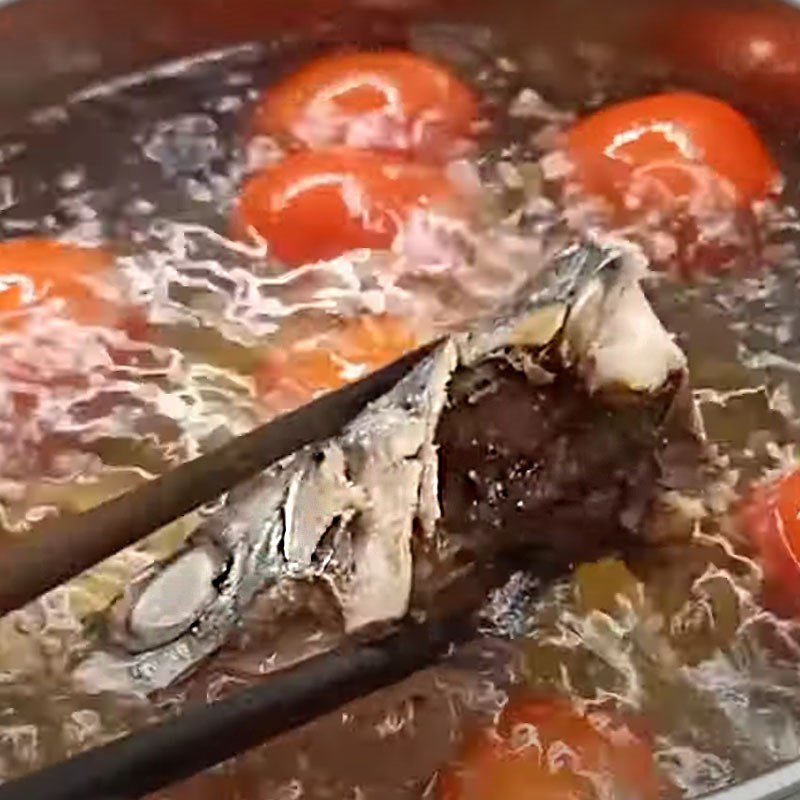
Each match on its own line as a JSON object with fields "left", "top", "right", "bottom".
{"left": 252, "top": 50, "right": 478, "bottom": 158}
{"left": 566, "top": 92, "right": 778, "bottom": 221}
{"left": 438, "top": 696, "right": 659, "bottom": 800}
{"left": 0, "top": 238, "right": 118, "bottom": 326}
{"left": 653, "top": 4, "right": 800, "bottom": 122}
{"left": 741, "top": 468, "right": 800, "bottom": 616}
{"left": 255, "top": 314, "right": 416, "bottom": 415}
{"left": 236, "top": 148, "right": 461, "bottom": 266}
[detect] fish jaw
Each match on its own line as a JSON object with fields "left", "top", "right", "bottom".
{"left": 75, "top": 342, "right": 458, "bottom": 694}
{"left": 333, "top": 340, "right": 457, "bottom": 631}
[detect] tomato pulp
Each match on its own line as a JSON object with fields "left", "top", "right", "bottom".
{"left": 567, "top": 92, "right": 778, "bottom": 220}
{"left": 438, "top": 696, "right": 659, "bottom": 800}
{"left": 741, "top": 468, "right": 800, "bottom": 616}
{"left": 0, "top": 238, "right": 118, "bottom": 326}
{"left": 252, "top": 50, "right": 478, "bottom": 159}
{"left": 236, "top": 148, "right": 463, "bottom": 266}
{"left": 255, "top": 313, "right": 416, "bottom": 415}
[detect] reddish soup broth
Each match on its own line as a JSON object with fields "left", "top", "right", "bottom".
{"left": 1, "top": 1, "right": 800, "bottom": 798}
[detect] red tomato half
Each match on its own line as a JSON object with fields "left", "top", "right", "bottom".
{"left": 438, "top": 696, "right": 659, "bottom": 800}
{"left": 235, "top": 148, "right": 462, "bottom": 266}
{"left": 566, "top": 92, "right": 778, "bottom": 220}
{"left": 741, "top": 468, "right": 800, "bottom": 616}
{"left": 255, "top": 313, "right": 416, "bottom": 415}
{"left": 653, "top": 3, "right": 800, "bottom": 122}
{"left": 252, "top": 50, "right": 478, "bottom": 159}
{"left": 0, "top": 238, "right": 118, "bottom": 326}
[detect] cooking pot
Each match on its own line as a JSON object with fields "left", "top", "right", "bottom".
{"left": 0, "top": 0, "right": 798, "bottom": 798}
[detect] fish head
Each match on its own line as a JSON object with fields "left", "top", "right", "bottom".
{"left": 74, "top": 241, "right": 704, "bottom": 697}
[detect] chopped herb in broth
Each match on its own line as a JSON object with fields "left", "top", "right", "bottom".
{"left": 1, "top": 2, "right": 800, "bottom": 798}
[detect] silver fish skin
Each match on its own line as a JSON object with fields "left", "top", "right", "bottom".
{"left": 75, "top": 242, "right": 689, "bottom": 696}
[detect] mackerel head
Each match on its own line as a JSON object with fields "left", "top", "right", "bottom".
{"left": 76, "top": 243, "right": 705, "bottom": 696}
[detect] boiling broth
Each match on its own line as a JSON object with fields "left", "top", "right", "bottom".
{"left": 0, "top": 1, "right": 800, "bottom": 797}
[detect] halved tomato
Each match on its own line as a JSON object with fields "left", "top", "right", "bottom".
{"left": 252, "top": 50, "right": 478, "bottom": 159}
{"left": 438, "top": 696, "right": 659, "bottom": 800}
{"left": 255, "top": 313, "right": 416, "bottom": 415}
{"left": 566, "top": 92, "right": 778, "bottom": 220}
{"left": 0, "top": 238, "right": 118, "bottom": 326}
{"left": 235, "top": 147, "right": 463, "bottom": 266}
{"left": 741, "top": 468, "right": 800, "bottom": 616}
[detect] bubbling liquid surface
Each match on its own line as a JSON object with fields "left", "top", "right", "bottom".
{"left": 1, "top": 5, "right": 800, "bottom": 798}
